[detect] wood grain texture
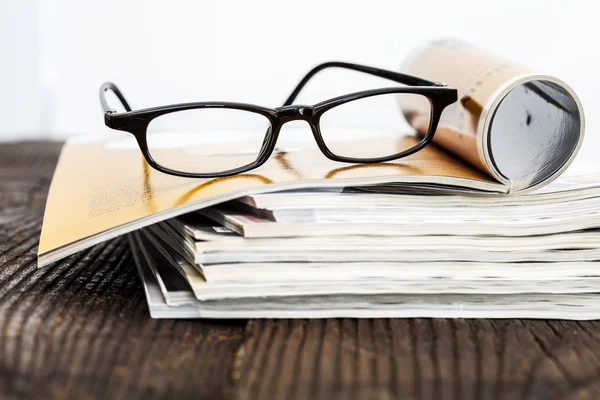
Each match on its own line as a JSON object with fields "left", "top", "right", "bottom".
{"left": 2, "top": 141, "right": 600, "bottom": 400}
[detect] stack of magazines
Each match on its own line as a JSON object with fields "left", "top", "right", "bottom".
{"left": 129, "top": 169, "right": 600, "bottom": 319}
{"left": 37, "top": 131, "right": 600, "bottom": 320}
{"left": 37, "top": 40, "right": 599, "bottom": 320}
{"left": 38, "top": 130, "right": 600, "bottom": 319}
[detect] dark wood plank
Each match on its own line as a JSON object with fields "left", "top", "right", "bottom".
{"left": 2, "top": 141, "right": 600, "bottom": 400}
{"left": 232, "top": 318, "right": 600, "bottom": 400}
{"left": 0, "top": 142, "right": 246, "bottom": 400}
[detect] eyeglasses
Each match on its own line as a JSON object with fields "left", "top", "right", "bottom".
{"left": 99, "top": 62, "right": 457, "bottom": 178}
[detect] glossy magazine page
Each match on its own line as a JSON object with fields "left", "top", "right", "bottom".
{"left": 38, "top": 133, "right": 498, "bottom": 267}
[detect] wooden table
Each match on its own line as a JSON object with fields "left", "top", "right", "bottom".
{"left": 1, "top": 141, "right": 600, "bottom": 400}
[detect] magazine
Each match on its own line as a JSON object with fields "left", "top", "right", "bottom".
{"left": 38, "top": 39, "right": 585, "bottom": 270}
{"left": 39, "top": 136, "right": 592, "bottom": 267}
{"left": 129, "top": 231, "right": 600, "bottom": 320}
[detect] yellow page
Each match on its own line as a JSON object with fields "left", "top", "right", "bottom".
{"left": 38, "top": 134, "right": 499, "bottom": 265}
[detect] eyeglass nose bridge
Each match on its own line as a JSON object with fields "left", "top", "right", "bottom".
{"left": 275, "top": 105, "right": 314, "bottom": 124}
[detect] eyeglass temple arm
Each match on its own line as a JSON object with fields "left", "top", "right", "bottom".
{"left": 283, "top": 61, "right": 441, "bottom": 106}
{"left": 100, "top": 82, "right": 132, "bottom": 114}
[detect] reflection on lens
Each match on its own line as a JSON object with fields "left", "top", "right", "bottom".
{"left": 146, "top": 108, "right": 271, "bottom": 174}
{"left": 319, "top": 93, "right": 432, "bottom": 159}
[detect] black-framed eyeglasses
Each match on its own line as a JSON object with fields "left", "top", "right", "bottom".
{"left": 99, "top": 62, "right": 457, "bottom": 178}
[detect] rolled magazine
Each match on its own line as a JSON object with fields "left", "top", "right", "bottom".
{"left": 400, "top": 39, "right": 584, "bottom": 192}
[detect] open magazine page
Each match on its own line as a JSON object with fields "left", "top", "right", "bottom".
{"left": 197, "top": 179, "right": 600, "bottom": 238}
{"left": 205, "top": 160, "right": 600, "bottom": 240}
{"left": 38, "top": 132, "right": 499, "bottom": 267}
{"left": 230, "top": 160, "right": 600, "bottom": 212}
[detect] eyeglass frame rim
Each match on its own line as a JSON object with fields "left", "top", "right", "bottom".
{"left": 100, "top": 62, "right": 458, "bottom": 179}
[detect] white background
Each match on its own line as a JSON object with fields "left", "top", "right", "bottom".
{"left": 2, "top": 0, "right": 599, "bottom": 159}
